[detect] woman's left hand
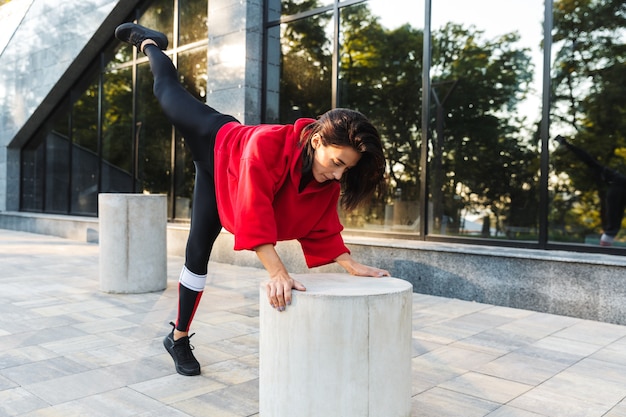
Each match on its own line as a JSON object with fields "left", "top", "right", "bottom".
{"left": 334, "top": 253, "right": 390, "bottom": 277}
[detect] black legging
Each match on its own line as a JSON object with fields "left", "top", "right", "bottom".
{"left": 145, "top": 45, "right": 239, "bottom": 275}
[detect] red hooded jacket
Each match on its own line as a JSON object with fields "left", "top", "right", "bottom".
{"left": 214, "top": 118, "right": 350, "bottom": 267}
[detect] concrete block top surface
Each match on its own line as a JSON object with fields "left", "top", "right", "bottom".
{"left": 264, "top": 273, "right": 412, "bottom": 297}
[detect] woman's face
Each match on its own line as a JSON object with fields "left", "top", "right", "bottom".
{"left": 311, "top": 134, "right": 361, "bottom": 183}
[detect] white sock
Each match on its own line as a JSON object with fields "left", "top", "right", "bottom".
{"left": 179, "top": 266, "right": 207, "bottom": 292}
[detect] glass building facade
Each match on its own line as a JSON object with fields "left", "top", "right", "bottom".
{"left": 18, "top": 0, "right": 626, "bottom": 254}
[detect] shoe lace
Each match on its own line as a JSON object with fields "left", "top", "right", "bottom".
{"left": 173, "top": 333, "right": 196, "bottom": 362}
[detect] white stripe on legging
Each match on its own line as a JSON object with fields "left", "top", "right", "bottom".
{"left": 179, "top": 266, "right": 207, "bottom": 292}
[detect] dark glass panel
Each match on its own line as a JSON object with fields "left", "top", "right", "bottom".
{"left": 70, "top": 77, "right": 99, "bottom": 215}
{"left": 337, "top": 1, "right": 423, "bottom": 232}
{"left": 136, "top": 61, "right": 172, "bottom": 197}
{"left": 179, "top": 0, "right": 208, "bottom": 46}
{"left": 101, "top": 66, "right": 134, "bottom": 193}
{"left": 45, "top": 131, "right": 70, "bottom": 213}
{"left": 428, "top": 0, "right": 543, "bottom": 240}
{"left": 173, "top": 47, "right": 208, "bottom": 220}
{"left": 21, "top": 138, "right": 45, "bottom": 212}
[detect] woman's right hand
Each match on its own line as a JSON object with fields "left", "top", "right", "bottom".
{"left": 255, "top": 244, "right": 306, "bottom": 311}
{"left": 266, "top": 271, "right": 306, "bottom": 311}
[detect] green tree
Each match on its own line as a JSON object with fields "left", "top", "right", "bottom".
{"left": 430, "top": 23, "right": 536, "bottom": 235}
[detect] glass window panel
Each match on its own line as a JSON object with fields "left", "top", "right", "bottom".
{"left": 21, "top": 138, "right": 45, "bottom": 212}
{"left": 548, "top": 2, "right": 626, "bottom": 248}
{"left": 429, "top": 0, "right": 543, "bottom": 241}
{"left": 70, "top": 78, "right": 99, "bottom": 215}
{"left": 337, "top": 0, "right": 424, "bottom": 232}
{"left": 45, "top": 131, "right": 70, "bottom": 213}
{"left": 173, "top": 47, "right": 208, "bottom": 220}
{"left": 101, "top": 66, "right": 134, "bottom": 193}
{"left": 136, "top": 61, "right": 172, "bottom": 197}
{"left": 179, "top": 0, "right": 208, "bottom": 46}
{"left": 270, "top": 11, "right": 333, "bottom": 124}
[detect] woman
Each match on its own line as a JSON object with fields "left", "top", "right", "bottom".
{"left": 115, "top": 23, "right": 390, "bottom": 376}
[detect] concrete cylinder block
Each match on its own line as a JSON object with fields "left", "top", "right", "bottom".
{"left": 98, "top": 193, "right": 167, "bottom": 293}
{"left": 260, "top": 273, "right": 413, "bottom": 417}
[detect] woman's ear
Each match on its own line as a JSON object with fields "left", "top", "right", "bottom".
{"left": 311, "top": 134, "right": 321, "bottom": 149}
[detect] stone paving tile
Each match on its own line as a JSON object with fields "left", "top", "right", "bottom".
{"left": 475, "top": 350, "right": 575, "bottom": 386}
{"left": 0, "top": 356, "right": 90, "bottom": 386}
{"left": 3, "top": 229, "right": 626, "bottom": 417}
{"left": 417, "top": 343, "right": 501, "bottom": 371}
{"left": 531, "top": 334, "right": 605, "bottom": 357}
{"left": 22, "top": 368, "right": 127, "bottom": 405}
{"left": 486, "top": 405, "right": 548, "bottom": 416}
{"left": 132, "top": 406, "right": 195, "bottom": 417}
{"left": 536, "top": 362, "right": 626, "bottom": 406}
{"left": 130, "top": 373, "right": 226, "bottom": 404}
{"left": 173, "top": 379, "right": 259, "bottom": 417}
{"left": 203, "top": 357, "right": 259, "bottom": 386}
{"left": 438, "top": 371, "right": 533, "bottom": 404}
{"left": 553, "top": 320, "right": 626, "bottom": 346}
{"left": 453, "top": 327, "right": 538, "bottom": 356}
{"left": 507, "top": 386, "right": 614, "bottom": 417}
{"left": 39, "top": 334, "right": 120, "bottom": 355}
{"left": 209, "top": 333, "right": 259, "bottom": 358}
{"left": 411, "top": 360, "right": 466, "bottom": 395}
{"left": 0, "top": 387, "right": 50, "bottom": 416}
{"left": 71, "top": 317, "right": 138, "bottom": 335}
{"left": 0, "top": 345, "right": 58, "bottom": 369}
{"left": 8, "top": 316, "right": 77, "bottom": 334}
{"left": 411, "top": 387, "right": 500, "bottom": 417}
{"left": 482, "top": 304, "right": 537, "bottom": 320}
{"left": 591, "top": 336, "right": 626, "bottom": 366}
{"left": 34, "top": 387, "right": 165, "bottom": 417}
{"left": 0, "top": 375, "right": 17, "bottom": 391}
{"left": 570, "top": 356, "right": 626, "bottom": 386}
{"left": 605, "top": 400, "right": 626, "bottom": 417}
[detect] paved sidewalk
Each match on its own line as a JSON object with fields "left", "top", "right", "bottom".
{"left": 1, "top": 229, "right": 626, "bottom": 417}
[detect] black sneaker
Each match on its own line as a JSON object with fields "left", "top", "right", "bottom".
{"left": 163, "top": 322, "right": 201, "bottom": 376}
{"left": 115, "top": 22, "right": 168, "bottom": 52}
